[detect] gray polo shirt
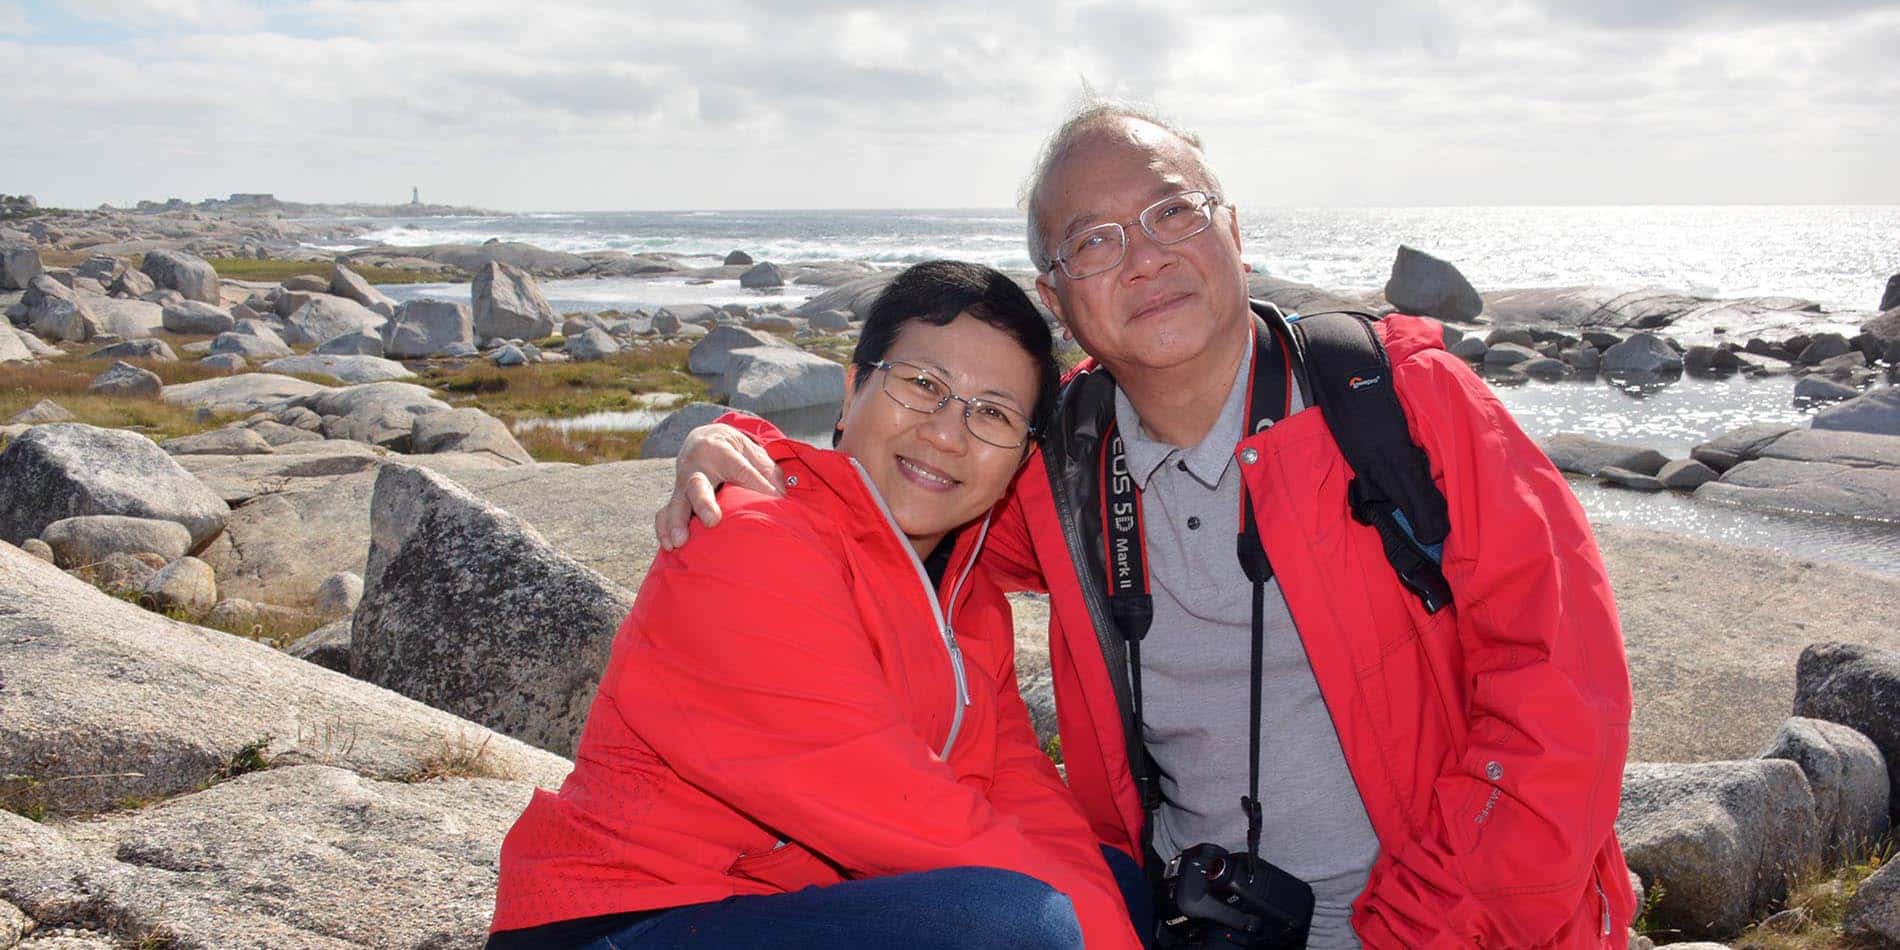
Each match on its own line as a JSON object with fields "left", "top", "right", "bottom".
{"left": 1113, "top": 342, "right": 1379, "bottom": 949}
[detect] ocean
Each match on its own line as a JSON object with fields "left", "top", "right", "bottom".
{"left": 353, "top": 206, "right": 1900, "bottom": 574}
{"left": 339, "top": 205, "right": 1900, "bottom": 312}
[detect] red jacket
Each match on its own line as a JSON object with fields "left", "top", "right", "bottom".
{"left": 490, "top": 438, "right": 1141, "bottom": 949}
{"left": 979, "top": 314, "right": 1636, "bottom": 947}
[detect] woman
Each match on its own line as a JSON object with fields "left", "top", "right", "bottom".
{"left": 488, "top": 261, "right": 1141, "bottom": 950}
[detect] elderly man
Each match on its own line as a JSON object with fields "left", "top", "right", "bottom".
{"left": 661, "top": 101, "right": 1634, "bottom": 949}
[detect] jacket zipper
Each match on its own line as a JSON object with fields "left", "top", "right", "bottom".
{"left": 849, "top": 460, "right": 973, "bottom": 758}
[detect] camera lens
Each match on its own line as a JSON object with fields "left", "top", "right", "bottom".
{"left": 1205, "top": 855, "right": 1227, "bottom": 881}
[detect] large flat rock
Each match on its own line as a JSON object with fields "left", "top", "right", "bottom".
{"left": 0, "top": 541, "right": 570, "bottom": 817}
{"left": 0, "top": 765, "right": 531, "bottom": 948}
{"left": 162, "top": 373, "right": 332, "bottom": 415}
{"left": 1695, "top": 457, "right": 1900, "bottom": 523}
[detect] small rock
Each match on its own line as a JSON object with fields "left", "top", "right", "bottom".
{"left": 314, "top": 571, "right": 364, "bottom": 618}
{"left": 204, "top": 596, "right": 259, "bottom": 632}
{"left": 1539, "top": 433, "right": 1670, "bottom": 477}
{"left": 491, "top": 344, "right": 527, "bottom": 367}
{"left": 1581, "top": 330, "right": 1622, "bottom": 352}
{"left": 723, "top": 249, "right": 754, "bottom": 266}
{"left": 1482, "top": 342, "right": 1540, "bottom": 369}
{"left": 1598, "top": 466, "right": 1664, "bottom": 491}
{"left": 1519, "top": 356, "right": 1570, "bottom": 380}
{"left": 0, "top": 241, "right": 43, "bottom": 290}
{"left": 280, "top": 273, "right": 330, "bottom": 293}
{"left": 1792, "top": 375, "right": 1859, "bottom": 406}
{"left": 1383, "top": 245, "right": 1483, "bottom": 322}
{"left": 1759, "top": 717, "right": 1889, "bottom": 866}
{"left": 209, "top": 328, "right": 292, "bottom": 360}
{"left": 472, "top": 261, "right": 557, "bottom": 342}
{"left": 144, "top": 555, "right": 218, "bottom": 616}
{"left": 809, "top": 309, "right": 852, "bottom": 332}
{"left": 564, "top": 326, "right": 621, "bottom": 361}
{"left": 88, "top": 338, "right": 177, "bottom": 362}
{"left": 383, "top": 299, "right": 473, "bottom": 358}
{"left": 1844, "top": 858, "right": 1900, "bottom": 945}
{"left": 313, "top": 328, "right": 386, "bottom": 356}
{"left": 9, "top": 398, "right": 76, "bottom": 425}
{"left": 1796, "top": 332, "right": 1852, "bottom": 366}
{"left": 199, "top": 352, "right": 248, "bottom": 372}
{"left": 86, "top": 360, "right": 163, "bottom": 398}
{"left": 1880, "top": 274, "right": 1900, "bottom": 313}
{"left": 1683, "top": 345, "right": 1742, "bottom": 376}
{"left": 161, "top": 427, "right": 275, "bottom": 456}
{"left": 79, "top": 549, "right": 159, "bottom": 591}
{"left": 1558, "top": 345, "right": 1601, "bottom": 372}
{"left": 20, "top": 537, "right": 55, "bottom": 562}
{"left": 1656, "top": 458, "right": 1718, "bottom": 491}
{"left": 288, "top": 618, "right": 352, "bottom": 672}
{"left": 1601, "top": 333, "right": 1684, "bottom": 376}
{"left": 39, "top": 514, "right": 192, "bottom": 568}
{"left": 162, "top": 299, "right": 235, "bottom": 334}
{"left": 639, "top": 402, "right": 739, "bottom": 459}
{"left": 739, "top": 261, "right": 786, "bottom": 289}
{"left": 1810, "top": 385, "right": 1900, "bottom": 437}
{"left": 1794, "top": 642, "right": 1900, "bottom": 826}
{"left": 1484, "top": 327, "right": 1536, "bottom": 348}
{"left": 139, "top": 249, "right": 220, "bottom": 304}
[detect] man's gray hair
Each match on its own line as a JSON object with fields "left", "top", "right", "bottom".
{"left": 1020, "top": 98, "right": 1224, "bottom": 273}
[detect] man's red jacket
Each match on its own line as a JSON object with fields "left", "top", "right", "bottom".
{"left": 978, "top": 314, "right": 1636, "bottom": 947}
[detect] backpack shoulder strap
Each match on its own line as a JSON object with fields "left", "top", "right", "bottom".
{"left": 1282, "top": 308, "right": 1455, "bottom": 613}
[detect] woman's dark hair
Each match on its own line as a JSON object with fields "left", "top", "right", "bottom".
{"left": 848, "top": 260, "right": 1060, "bottom": 445}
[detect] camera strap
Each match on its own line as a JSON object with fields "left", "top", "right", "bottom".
{"left": 1101, "top": 319, "right": 1292, "bottom": 863}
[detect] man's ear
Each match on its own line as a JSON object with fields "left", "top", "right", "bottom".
{"left": 1035, "top": 272, "right": 1071, "bottom": 339}
{"left": 1225, "top": 204, "right": 1251, "bottom": 274}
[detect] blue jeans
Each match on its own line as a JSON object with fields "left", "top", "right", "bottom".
{"left": 589, "top": 845, "right": 1154, "bottom": 949}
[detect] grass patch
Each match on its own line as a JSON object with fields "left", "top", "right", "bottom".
{"left": 403, "top": 732, "right": 512, "bottom": 783}
{"left": 213, "top": 735, "right": 275, "bottom": 782}
{"left": 0, "top": 357, "right": 243, "bottom": 441}
{"left": 209, "top": 258, "right": 463, "bottom": 285}
{"left": 1730, "top": 842, "right": 1893, "bottom": 950}
{"left": 419, "top": 343, "right": 704, "bottom": 422}
{"left": 1, "top": 774, "right": 48, "bottom": 821}
{"left": 513, "top": 425, "right": 650, "bottom": 464}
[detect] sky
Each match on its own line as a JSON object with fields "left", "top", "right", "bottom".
{"left": 3, "top": 0, "right": 1898, "bottom": 212}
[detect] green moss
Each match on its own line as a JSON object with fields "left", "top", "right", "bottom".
{"left": 209, "top": 258, "right": 463, "bottom": 284}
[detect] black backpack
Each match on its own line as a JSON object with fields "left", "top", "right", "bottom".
{"left": 1269, "top": 304, "right": 1453, "bottom": 613}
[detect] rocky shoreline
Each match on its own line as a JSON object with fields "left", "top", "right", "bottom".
{"left": 4, "top": 216, "right": 1900, "bottom": 946}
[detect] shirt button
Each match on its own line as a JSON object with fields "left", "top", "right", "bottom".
{"left": 785, "top": 475, "right": 799, "bottom": 488}
{"left": 1176, "top": 459, "right": 1188, "bottom": 472}
{"left": 1186, "top": 516, "right": 1201, "bottom": 530}
{"left": 1485, "top": 761, "right": 1503, "bottom": 781}
{"left": 1239, "top": 448, "right": 1259, "bottom": 464}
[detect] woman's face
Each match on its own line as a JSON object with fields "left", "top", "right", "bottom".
{"left": 836, "top": 313, "right": 1040, "bottom": 559}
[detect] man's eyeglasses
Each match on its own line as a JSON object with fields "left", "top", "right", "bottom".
{"left": 865, "top": 360, "right": 1036, "bottom": 449}
{"left": 1045, "top": 190, "right": 1223, "bottom": 280}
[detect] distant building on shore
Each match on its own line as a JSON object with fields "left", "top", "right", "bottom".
{"left": 411, "top": 187, "right": 420, "bottom": 206}
{"left": 228, "top": 193, "right": 275, "bottom": 205}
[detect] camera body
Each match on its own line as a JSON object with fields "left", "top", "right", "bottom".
{"left": 1159, "top": 843, "right": 1315, "bottom": 949}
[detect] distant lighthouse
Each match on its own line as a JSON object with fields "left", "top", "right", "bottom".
{"left": 410, "top": 186, "right": 421, "bottom": 206}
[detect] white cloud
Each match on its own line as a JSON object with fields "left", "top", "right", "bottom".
{"left": 2, "top": 0, "right": 1895, "bottom": 209}
{"left": 0, "top": 1, "right": 28, "bottom": 35}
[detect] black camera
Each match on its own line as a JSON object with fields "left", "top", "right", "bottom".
{"left": 1157, "top": 843, "right": 1314, "bottom": 949}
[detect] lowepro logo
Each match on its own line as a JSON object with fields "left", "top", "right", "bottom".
{"left": 1348, "top": 374, "right": 1383, "bottom": 390}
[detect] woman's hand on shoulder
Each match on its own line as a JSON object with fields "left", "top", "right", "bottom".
{"left": 655, "top": 423, "right": 786, "bottom": 550}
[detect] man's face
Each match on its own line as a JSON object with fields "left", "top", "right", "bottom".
{"left": 1033, "top": 120, "right": 1251, "bottom": 376}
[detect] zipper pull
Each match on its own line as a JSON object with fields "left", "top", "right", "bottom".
{"left": 946, "top": 634, "right": 972, "bottom": 706}
{"left": 1597, "top": 879, "right": 1611, "bottom": 938}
